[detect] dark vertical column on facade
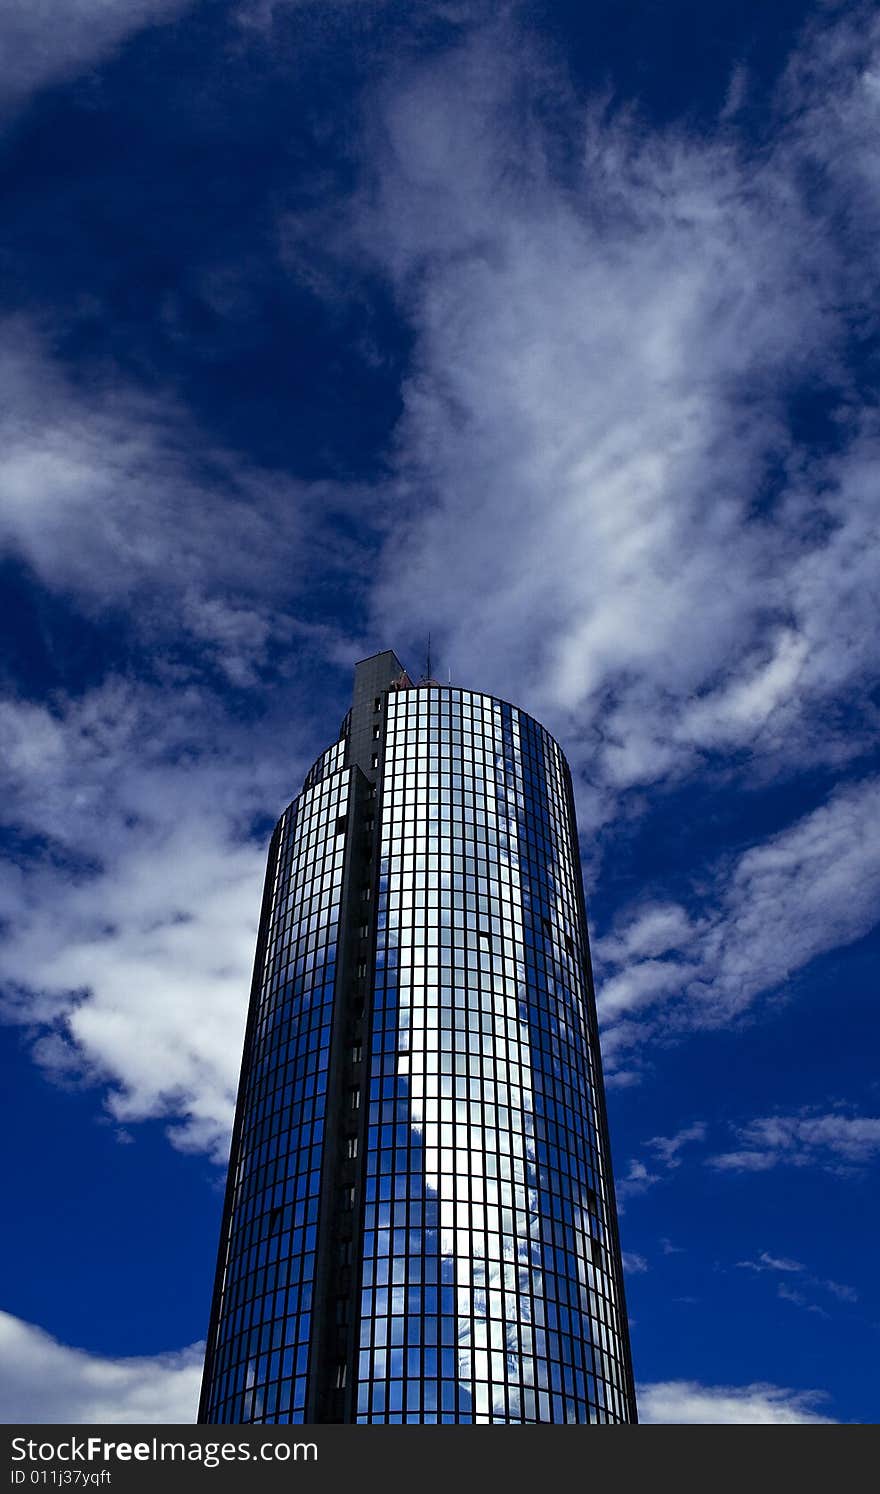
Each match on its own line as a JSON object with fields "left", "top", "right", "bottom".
{"left": 306, "top": 652, "right": 411, "bottom": 1421}
{"left": 347, "top": 651, "right": 411, "bottom": 778}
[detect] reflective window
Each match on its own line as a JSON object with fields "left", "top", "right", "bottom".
{"left": 355, "top": 688, "right": 630, "bottom": 1424}
{"left": 202, "top": 764, "right": 353, "bottom": 1425}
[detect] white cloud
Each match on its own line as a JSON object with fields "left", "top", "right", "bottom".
{"left": 660, "top": 1238, "right": 684, "bottom": 1256}
{"left": 638, "top": 1380, "right": 837, "bottom": 1425}
{"left": 735, "top": 1250, "right": 858, "bottom": 1314}
{"left": 235, "top": 0, "right": 389, "bottom": 28}
{"left": 615, "top": 1158, "right": 662, "bottom": 1206}
{"left": 0, "top": 1311, "right": 200, "bottom": 1423}
{"left": 4, "top": 1308, "right": 841, "bottom": 1427}
{"left": 709, "top": 1111, "right": 880, "bottom": 1173}
{"left": 0, "top": 679, "right": 311, "bottom": 1159}
{"left": 0, "top": 322, "right": 362, "bottom": 1159}
{"left": 0, "top": 1, "right": 190, "bottom": 117}
{"left": 0, "top": 320, "right": 362, "bottom": 684}
{"left": 708, "top": 1150, "right": 777, "bottom": 1173}
{"left": 824, "top": 1280, "right": 859, "bottom": 1304}
{"left": 596, "top": 905, "right": 697, "bottom": 966}
{"left": 777, "top": 1283, "right": 829, "bottom": 1318}
{"left": 353, "top": 8, "right": 880, "bottom": 820}
{"left": 593, "top": 775, "right": 880, "bottom": 1055}
{"left": 645, "top": 1123, "right": 707, "bottom": 1168}
{"left": 622, "top": 1252, "right": 648, "bottom": 1275}
{"left": 737, "top": 1252, "right": 805, "bottom": 1274}
{"left": 615, "top": 1122, "right": 706, "bottom": 1209}
{"left": 4, "top": 3, "right": 880, "bottom": 1164}
{"left": 5, "top": 1310, "right": 840, "bottom": 1427}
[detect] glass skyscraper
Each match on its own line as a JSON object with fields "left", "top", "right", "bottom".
{"left": 199, "top": 651, "right": 637, "bottom": 1425}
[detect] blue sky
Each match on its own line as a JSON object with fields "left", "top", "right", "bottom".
{"left": 0, "top": 0, "right": 878, "bottom": 1425}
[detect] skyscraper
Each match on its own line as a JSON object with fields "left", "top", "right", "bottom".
{"left": 199, "top": 651, "right": 637, "bottom": 1425}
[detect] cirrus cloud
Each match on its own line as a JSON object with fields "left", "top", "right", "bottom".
{"left": 0, "top": 1, "right": 192, "bottom": 119}
{"left": 709, "top": 1111, "right": 880, "bottom": 1174}
{"left": 355, "top": 8, "right": 880, "bottom": 820}
{"left": 594, "top": 775, "right": 880, "bottom": 1062}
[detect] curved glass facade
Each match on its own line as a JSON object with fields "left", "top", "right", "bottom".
{"left": 200, "top": 759, "right": 353, "bottom": 1424}
{"left": 357, "top": 687, "right": 630, "bottom": 1423}
{"left": 200, "top": 652, "right": 636, "bottom": 1425}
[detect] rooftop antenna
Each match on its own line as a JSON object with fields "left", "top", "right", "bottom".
{"left": 419, "top": 632, "right": 442, "bottom": 686}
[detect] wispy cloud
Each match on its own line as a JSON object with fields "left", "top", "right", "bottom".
{"left": 735, "top": 1250, "right": 858, "bottom": 1316}
{"left": 0, "top": 1, "right": 191, "bottom": 119}
{"left": 593, "top": 775, "right": 880, "bottom": 1057}
{"left": 776, "top": 1283, "right": 829, "bottom": 1319}
{"left": 736, "top": 1252, "right": 805, "bottom": 1274}
{"left": 0, "top": 320, "right": 361, "bottom": 686}
{"left": 615, "top": 1123, "right": 707, "bottom": 1206}
{"left": 614, "top": 1101, "right": 880, "bottom": 1214}
{"left": 4, "top": 3, "right": 880, "bottom": 1165}
{"left": 615, "top": 1158, "right": 663, "bottom": 1206}
{"left": 289, "top": 1, "right": 880, "bottom": 1076}
{"left": 637, "top": 1379, "right": 837, "bottom": 1425}
{"left": 0, "top": 310, "right": 375, "bottom": 1158}
{"left": 616, "top": 1120, "right": 709, "bottom": 1206}
{"left": 645, "top": 1123, "right": 707, "bottom": 1168}
{"left": 0, "top": 1311, "right": 201, "bottom": 1423}
{"left": 356, "top": 8, "right": 880, "bottom": 816}
{"left": 709, "top": 1111, "right": 880, "bottom": 1174}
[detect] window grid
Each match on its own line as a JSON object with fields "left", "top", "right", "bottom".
{"left": 203, "top": 766, "right": 352, "bottom": 1424}
{"left": 355, "top": 688, "right": 629, "bottom": 1424}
